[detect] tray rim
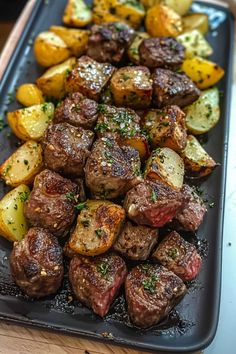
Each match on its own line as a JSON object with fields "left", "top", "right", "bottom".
{"left": 0, "top": 1, "right": 234, "bottom": 353}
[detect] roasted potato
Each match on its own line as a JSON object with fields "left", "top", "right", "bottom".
{"left": 181, "top": 57, "right": 225, "bottom": 90}
{"left": 141, "top": 0, "right": 192, "bottom": 15}
{"left": 123, "top": 134, "right": 150, "bottom": 160}
{"left": 63, "top": 0, "right": 92, "bottom": 27}
{"left": 145, "top": 4, "right": 183, "bottom": 37}
{"left": 16, "top": 84, "right": 45, "bottom": 107}
{"left": 0, "top": 141, "right": 44, "bottom": 187}
{"left": 180, "top": 135, "right": 216, "bottom": 177}
{"left": 111, "top": 0, "right": 145, "bottom": 29}
{"left": 128, "top": 32, "right": 150, "bottom": 65}
{"left": 93, "top": 0, "right": 122, "bottom": 25}
{"left": 50, "top": 26, "right": 90, "bottom": 57}
{"left": 34, "top": 31, "right": 70, "bottom": 67}
{"left": 144, "top": 147, "right": 184, "bottom": 190}
{"left": 7, "top": 103, "right": 54, "bottom": 141}
{"left": 36, "top": 57, "right": 76, "bottom": 99}
{"left": 182, "top": 13, "right": 209, "bottom": 35}
{"left": 185, "top": 88, "right": 220, "bottom": 135}
{"left": 177, "top": 30, "right": 213, "bottom": 58}
{"left": 69, "top": 200, "right": 125, "bottom": 256}
{"left": 110, "top": 66, "right": 153, "bottom": 108}
{"left": 0, "top": 184, "right": 30, "bottom": 242}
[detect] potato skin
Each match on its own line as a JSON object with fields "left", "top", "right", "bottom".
{"left": 63, "top": 0, "right": 92, "bottom": 27}
{"left": 182, "top": 13, "right": 209, "bottom": 35}
{"left": 69, "top": 200, "right": 125, "bottom": 256}
{"left": 16, "top": 84, "right": 45, "bottom": 107}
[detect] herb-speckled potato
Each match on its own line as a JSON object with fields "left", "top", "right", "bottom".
{"left": 141, "top": 0, "right": 192, "bottom": 15}
{"left": 0, "top": 141, "right": 44, "bottom": 187}
{"left": 145, "top": 147, "right": 184, "bottom": 190}
{"left": 16, "top": 84, "right": 45, "bottom": 107}
{"left": 111, "top": 0, "right": 145, "bottom": 29}
{"left": 110, "top": 66, "right": 153, "bottom": 109}
{"left": 93, "top": 0, "right": 123, "bottom": 25}
{"left": 180, "top": 135, "right": 216, "bottom": 178}
{"left": 0, "top": 185, "right": 30, "bottom": 242}
{"left": 182, "top": 13, "right": 209, "bottom": 35}
{"left": 69, "top": 200, "right": 125, "bottom": 256}
{"left": 63, "top": 0, "right": 92, "bottom": 27}
{"left": 34, "top": 31, "right": 70, "bottom": 67}
{"left": 7, "top": 103, "right": 54, "bottom": 141}
{"left": 128, "top": 32, "right": 150, "bottom": 65}
{"left": 177, "top": 30, "right": 213, "bottom": 58}
{"left": 65, "top": 56, "right": 115, "bottom": 101}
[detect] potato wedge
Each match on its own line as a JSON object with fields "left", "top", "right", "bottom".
{"left": 50, "top": 26, "right": 90, "bottom": 57}
{"left": 123, "top": 134, "right": 150, "bottom": 160}
{"left": 144, "top": 147, "right": 184, "bottom": 190}
{"left": 185, "top": 88, "right": 220, "bottom": 135}
{"left": 63, "top": 0, "right": 92, "bottom": 27}
{"left": 128, "top": 32, "right": 150, "bottom": 65}
{"left": 177, "top": 30, "right": 213, "bottom": 58}
{"left": 0, "top": 141, "right": 44, "bottom": 187}
{"left": 182, "top": 13, "right": 209, "bottom": 35}
{"left": 180, "top": 135, "right": 216, "bottom": 177}
{"left": 111, "top": 0, "right": 145, "bottom": 29}
{"left": 69, "top": 200, "right": 125, "bottom": 256}
{"left": 141, "top": 0, "right": 192, "bottom": 15}
{"left": 93, "top": 2, "right": 122, "bottom": 25}
{"left": 36, "top": 57, "right": 76, "bottom": 99}
{"left": 0, "top": 184, "right": 30, "bottom": 242}
{"left": 16, "top": 84, "right": 45, "bottom": 107}
{"left": 181, "top": 57, "right": 225, "bottom": 90}
{"left": 145, "top": 4, "right": 183, "bottom": 37}
{"left": 7, "top": 103, "right": 54, "bottom": 141}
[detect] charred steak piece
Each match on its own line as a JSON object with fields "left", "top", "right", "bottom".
{"left": 10, "top": 227, "right": 63, "bottom": 298}
{"left": 139, "top": 37, "right": 185, "bottom": 70}
{"left": 87, "top": 22, "right": 135, "bottom": 64}
{"left": 113, "top": 221, "right": 158, "bottom": 261}
{"left": 152, "top": 231, "right": 202, "bottom": 281}
{"left": 69, "top": 254, "right": 127, "bottom": 317}
{"left": 174, "top": 184, "right": 207, "bottom": 232}
{"left": 24, "top": 169, "right": 79, "bottom": 237}
{"left": 124, "top": 180, "right": 187, "bottom": 227}
{"left": 42, "top": 123, "right": 94, "bottom": 177}
{"left": 54, "top": 92, "right": 98, "bottom": 130}
{"left": 85, "top": 136, "right": 142, "bottom": 199}
{"left": 125, "top": 264, "right": 186, "bottom": 328}
{"left": 152, "top": 68, "right": 200, "bottom": 108}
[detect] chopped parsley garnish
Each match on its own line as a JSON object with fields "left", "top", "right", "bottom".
{"left": 167, "top": 247, "right": 178, "bottom": 260}
{"left": 95, "top": 228, "right": 105, "bottom": 238}
{"left": 3, "top": 164, "right": 12, "bottom": 176}
{"left": 150, "top": 190, "right": 158, "bottom": 203}
{"left": 80, "top": 219, "right": 90, "bottom": 227}
{"left": 122, "top": 74, "right": 130, "bottom": 81}
{"left": 141, "top": 263, "right": 151, "bottom": 272}
{"left": 97, "top": 104, "right": 107, "bottom": 113}
{"left": 41, "top": 103, "right": 48, "bottom": 113}
{"left": 142, "top": 273, "right": 157, "bottom": 294}
{"left": 95, "top": 122, "right": 109, "bottom": 132}
{"left": 75, "top": 202, "right": 87, "bottom": 211}
{"left": 19, "top": 191, "right": 29, "bottom": 202}
{"left": 72, "top": 103, "right": 81, "bottom": 113}
{"left": 97, "top": 262, "right": 109, "bottom": 277}
{"left": 65, "top": 69, "right": 72, "bottom": 77}
{"left": 65, "top": 192, "right": 76, "bottom": 202}
{"left": 104, "top": 151, "right": 113, "bottom": 164}
{"left": 23, "top": 159, "right": 29, "bottom": 165}
{"left": 105, "top": 139, "right": 113, "bottom": 148}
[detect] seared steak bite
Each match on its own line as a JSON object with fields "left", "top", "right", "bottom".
{"left": 124, "top": 180, "right": 187, "bottom": 228}
{"left": 42, "top": 123, "right": 94, "bottom": 177}
{"left": 10, "top": 227, "right": 63, "bottom": 298}
{"left": 174, "top": 184, "right": 207, "bottom": 232}
{"left": 24, "top": 169, "right": 79, "bottom": 237}
{"left": 69, "top": 254, "right": 127, "bottom": 317}
{"left": 152, "top": 231, "right": 202, "bottom": 281}
{"left": 85, "top": 136, "right": 142, "bottom": 199}
{"left": 152, "top": 68, "right": 200, "bottom": 108}
{"left": 125, "top": 264, "right": 187, "bottom": 328}
{"left": 87, "top": 22, "right": 135, "bottom": 64}
{"left": 54, "top": 92, "right": 98, "bottom": 130}
{"left": 139, "top": 37, "right": 185, "bottom": 70}
{"left": 113, "top": 221, "right": 158, "bottom": 261}
{"left": 65, "top": 56, "right": 115, "bottom": 101}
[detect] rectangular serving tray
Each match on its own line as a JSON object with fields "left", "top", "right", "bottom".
{"left": 0, "top": 1, "right": 234, "bottom": 353}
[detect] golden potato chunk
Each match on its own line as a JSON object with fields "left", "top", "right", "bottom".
{"left": 141, "top": 0, "right": 192, "bottom": 15}
{"left": 63, "top": 0, "right": 92, "bottom": 27}
{"left": 0, "top": 141, "right": 44, "bottom": 187}
{"left": 110, "top": 66, "right": 153, "bottom": 109}
{"left": 16, "top": 84, "right": 45, "bottom": 107}
{"left": 145, "top": 147, "right": 184, "bottom": 190}
{"left": 182, "top": 13, "right": 209, "bottom": 35}
{"left": 34, "top": 31, "right": 70, "bottom": 67}
{"left": 65, "top": 56, "right": 115, "bottom": 101}
{"left": 111, "top": 0, "right": 145, "bottom": 29}
{"left": 128, "top": 32, "right": 150, "bottom": 65}
{"left": 69, "top": 200, "right": 125, "bottom": 256}
{"left": 0, "top": 184, "right": 30, "bottom": 242}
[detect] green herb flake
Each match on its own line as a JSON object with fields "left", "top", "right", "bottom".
{"left": 3, "top": 164, "right": 12, "bottom": 176}
{"left": 23, "top": 159, "right": 29, "bottom": 165}
{"left": 97, "top": 104, "right": 107, "bottom": 114}
{"left": 80, "top": 219, "right": 90, "bottom": 227}
{"left": 75, "top": 202, "right": 87, "bottom": 211}
{"left": 150, "top": 190, "right": 158, "bottom": 203}
{"left": 18, "top": 191, "right": 29, "bottom": 203}
{"left": 167, "top": 247, "right": 178, "bottom": 260}
{"left": 97, "top": 262, "right": 109, "bottom": 277}
{"left": 122, "top": 74, "right": 130, "bottom": 81}
{"left": 95, "top": 122, "right": 109, "bottom": 132}
{"left": 41, "top": 103, "right": 48, "bottom": 113}
{"left": 95, "top": 228, "right": 105, "bottom": 238}
{"left": 142, "top": 273, "right": 157, "bottom": 294}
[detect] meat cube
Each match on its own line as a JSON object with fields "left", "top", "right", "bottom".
{"left": 152, "top": 231, "right": 202, "bottom": 281}
{"left": 87, "top": 22, "right": 135, "bottom": 64}
{"left": 113, "top": 221, "right": 158, "bottom": 261}
{"left": 65, "top": 56, "right": 115, "bottom": 101}
{"left": 125, "top": 264, "right": 186, "bottom": 328}
{"left": 42, "top": 123, "right": 94, "bottom": 177}
{"left": 174, "top": 184, "right": 207, "bottom": 232}
{"left": 85, "top": 136, "right": 142, "bottom": 199}
{"left": 69, "top": 254, "right": 127, "bottom": 317}
{"left": 24, "top": 169, "right": 79, "bottom": 237}
{"left": 54, "top": 92, "right": 98, "bottom": 130}
{"left": 143, "top": 105, "right": 187, "bottom": 152}
{"left": 10, "top": 227, "right": 63, "bottom": 298}
{"left": 139, "top": 37, "right": 185, "bottom": 70}
{"left": 124, "top": 180, "right": 187, "bottom": 228}
{"left": 110, "top": 66, "right": 153, "bottom": 109}
{"left": 152, "top": 68, "right": 200, "bottom": 108}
